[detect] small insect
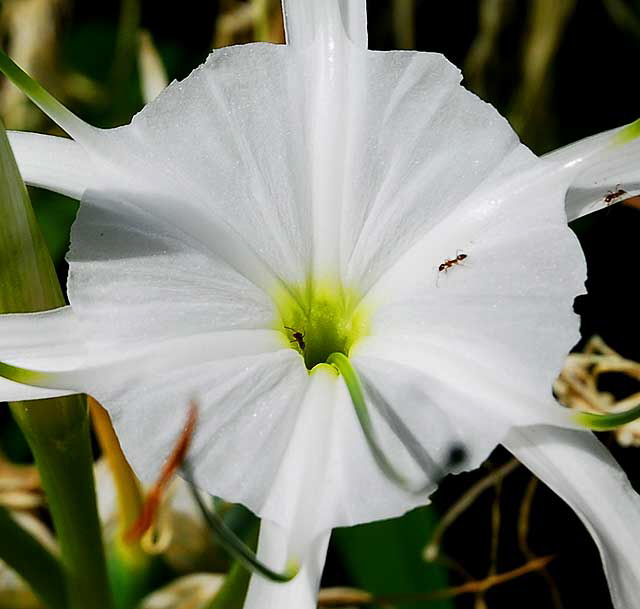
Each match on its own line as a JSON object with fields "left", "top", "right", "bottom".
{"left": 284, "top": 326, "right": 306, "bottom": 351}
{"left": 438, "top": 252, "right": 467, "bottom": 273}
{"left": 436, "top": 251, "right": 468, "bottom": 287}
{"left": 603, "top": 185, "right": 627, "bottom": 205}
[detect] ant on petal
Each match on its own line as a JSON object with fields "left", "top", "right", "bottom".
{"left": 284, "top": 325, "right": 306, "bottom": 351}
{"left": 603, "top": 184, "right": 627, "bottom": 206}
{"left": 436, "top": 251, "right": 468, "bottom": 287}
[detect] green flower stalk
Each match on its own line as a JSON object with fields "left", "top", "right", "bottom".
{"left": 0, "top": 120, "right": 113, "bottom": 609}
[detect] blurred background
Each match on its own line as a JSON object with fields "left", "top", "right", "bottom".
{"left": 1, "top": 1, "right": 640, "bottom": 608}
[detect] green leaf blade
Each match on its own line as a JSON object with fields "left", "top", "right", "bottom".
{"left": 0, "top": 505, "right": 68, "bottom": 609}
{"left": 333, "top": 506, "right": 453, "bottom": 609}
{"left": 1, "top": 119, "right": 114, "bottom": 609}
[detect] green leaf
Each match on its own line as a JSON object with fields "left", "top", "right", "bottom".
{"left": 0, "top": 505, "right": 68, "bottom": 609}
{"left": 1, "top": 118, "right": 114, "bottom": 609}
{"left": 0, "top": 121, "right": 63, "bottom": 311}
{"left": 333, "top": 506, "right": 453, "bottom": 609}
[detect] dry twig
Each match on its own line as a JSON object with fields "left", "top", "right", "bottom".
{"left": 318, "top": 556, "right": 555, "bottom": 607}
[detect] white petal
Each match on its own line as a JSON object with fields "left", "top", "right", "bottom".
{"left": 503, "top": 426, "right": 640, "bottom": 609}
{"left": 357, "top": 145, "right": 585, "bottom": 429}
{"left": 67, "top": 192, "right": 275, "bottom": 345}
{"left": 7, "top": 132, "right": 94, "bottom": 200}
{"left": 363, "top": 222, "right": 583, "bottom": 399}
{"left": 281, "top": 0, "right": 367, "bottom": 48}
{"left": 8, "top": 329, "right": 283, "bottom": 394}
{"left": 244, "top": 522, "right": 330, "bottom": 609}
{"left": 0, "top": 306, "right": 87, "bottom": 371}
{"left": 74, "top": 44, "right": 317, "bottom": 291}
{"left": 358, "top": 133, "right": 585, "bottom": 295}
{"left": 542, "top": 123, "right": 640, "bottom": 221}
{"left": 337, "top": 1, "right": 368, "bottom": 48}
{"left": 105, "top": 354, "right": 427, "bottom": 542}
{"left": 102, "top": 350, "right": 306, "bottom": 500}
{"left": 353, "top": 352, "right": 515, "bottom": 482}
{"left": 341, "top": 54, "right": 533, "bottom": 291}
{"left": 56, "top": 38, "right": 537, "bottom": 288}
{"left": 238, "top": 364, "right": 420, "bottom": 609}
{"left": 0, "top": 305, "right": 284, "bottom": 398}
{"left": 0, "top": 306, "right": 85, "bottom": 401}
{"left": 257, "top": 366, "right": 339, "bottom": 553}
{"left": 0, "top": 377, "right": 73, "bottom": 401}
{"left": 350, "top": 339, "right": 580, "bottom": 499}
{"left": 250, "top": 363, "right": 425, "bottom": 546}
{"left": 358, "top": 337, "right": 575, "bottom": 434}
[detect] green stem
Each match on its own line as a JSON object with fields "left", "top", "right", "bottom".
{"left": 327, "top": 352, "right": 411, "bottom": 488}
{"left": 206, "top": 560, "right": 252, "bottom": 609}
{"left": 206, "top": 525, "right": 259, "bottom": 609}
{"left": 0, "top": 49, "right": 90, "bottom": 139}
{"left": 574, "top": 404, "right": 640, "bottom": 431}
{"left": 0, "top": 505, "right": 68, "bottom": 609}
{"left": 182, "top": 462, "right": 297, "bottom": 583}
{"left": 107, "top": 546, "right": 163, "bottom": 609}
{"left": 10, "top": 399, "right": 115, "bottom": 609}
{"left": 1, "top": 119, "right": 114, "bottom": 609}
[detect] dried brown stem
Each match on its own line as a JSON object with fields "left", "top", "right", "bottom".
{"left": 318, "top": 556, "right": 555, "bottom": 607}
{"left": 423, "top": 459, "right": 519, "bottom": 561}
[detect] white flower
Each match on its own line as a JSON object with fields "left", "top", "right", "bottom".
{"left": 2, "top": 1, "right": 640, "bottom": 607}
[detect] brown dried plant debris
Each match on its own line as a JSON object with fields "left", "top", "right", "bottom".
{"left": 0, "top": 451, "right": 42, "bottom": 510}
{"left": 555, "top": 335, "right": 640, "bottom": 446}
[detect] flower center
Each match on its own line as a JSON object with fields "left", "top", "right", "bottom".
{"left": 275, "top": 279, "right": 370, "bottom": 370}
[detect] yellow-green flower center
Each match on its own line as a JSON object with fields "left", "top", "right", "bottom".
{"left": 275, "top": 279, "right": 370, "bottom": 370}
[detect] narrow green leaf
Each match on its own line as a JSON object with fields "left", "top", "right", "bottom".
{"left": 0, "top": 120, "right": 63, "bottom": 311}
{"left": 0, "top": 505, "right": 68, "bottom": 609}
{"left": 1, "top": 119, "right": 114, "bottom": 609}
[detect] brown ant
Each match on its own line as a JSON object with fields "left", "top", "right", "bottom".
{"left": 603, "top": 185, "right": 627, "bottom": 206}
{"left": 436, "top": 251, "right": 468, "bottom": 286}
{"left": 438, "top": 252, "right": 467, "bottom": 273}
{"left": 284, "top": 326, "right": 306, "bottom": 351}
